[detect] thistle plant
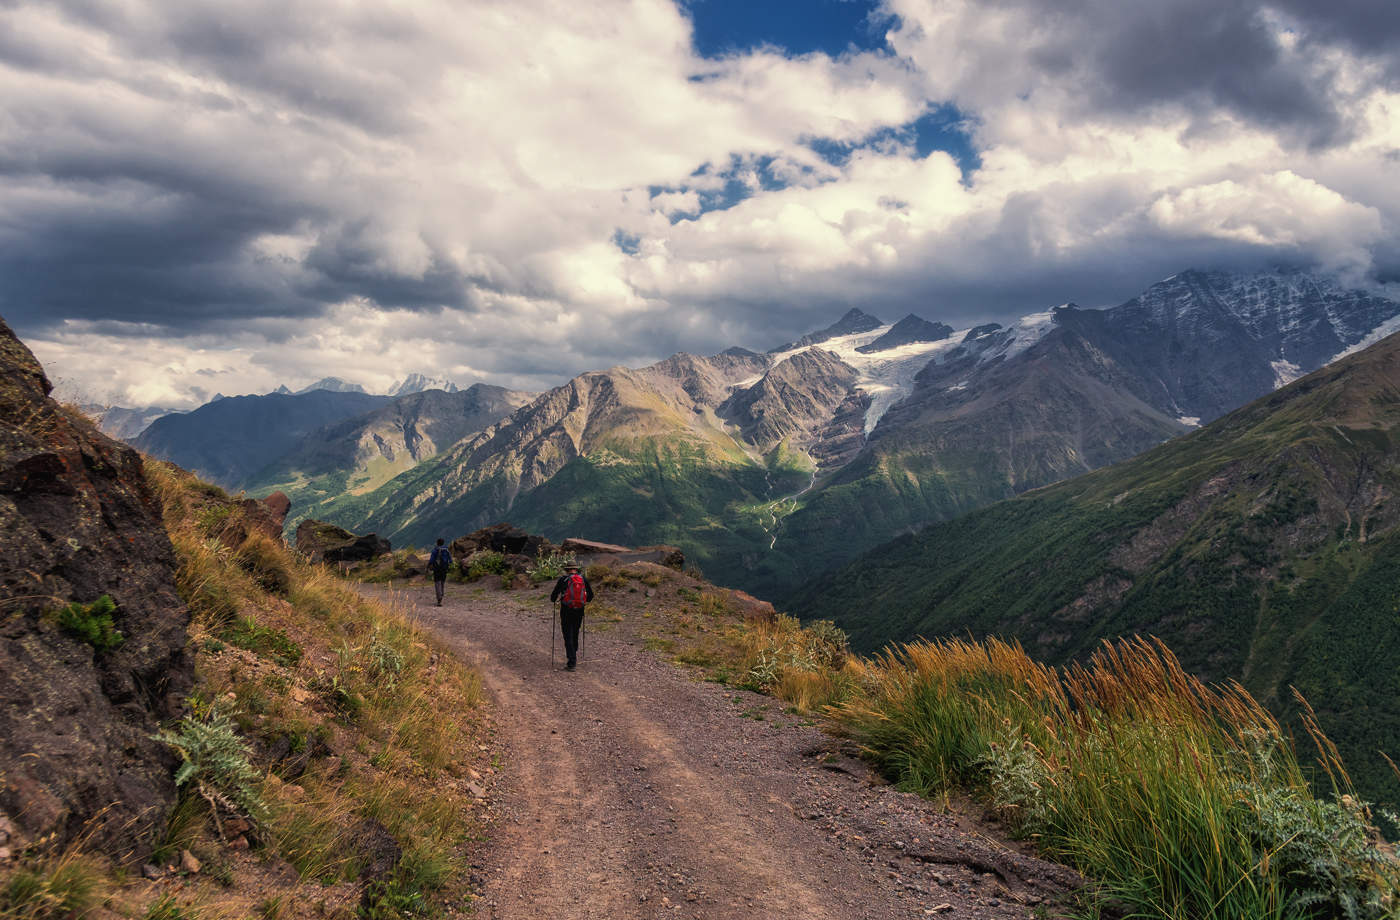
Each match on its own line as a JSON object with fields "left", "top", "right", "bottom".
{"left": 153, "top": 709, "right": 268, "bottom": 829}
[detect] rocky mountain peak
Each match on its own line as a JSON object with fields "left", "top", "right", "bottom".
{"left": 770, "top": 308, "right": 885, "bottom": 353}
{"left": 856, "top": 314, "right": 954, "bottom": 354}
{"left": 390, "top": 373, "right": 461, "bottom": 396}
{"left": 720, "top": 348, "right": 862, "bottom": 453}
{"left": 295, "top": 376, "right": 368, "bottom": 395}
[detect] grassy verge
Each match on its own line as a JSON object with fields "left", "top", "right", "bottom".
{"left": 1, "top": 461, "right": 491, "bottom": 919}
{"left": 831, "top": 636, "right": 1400, "bottom": 920}
{"left": 157, "top": 461, "right": 489, "bottom": 918}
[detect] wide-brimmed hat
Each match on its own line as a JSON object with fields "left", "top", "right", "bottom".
{"left": 562, "top": 560, "right": 581, "bottom": 571}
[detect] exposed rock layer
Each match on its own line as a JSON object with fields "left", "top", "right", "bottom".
{"left": 0, "top": 316, "right": 192, "bottom": 857}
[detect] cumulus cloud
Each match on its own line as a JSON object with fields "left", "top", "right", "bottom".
{"left": 7, "top": 0, "right": 1400, "bottom": 406}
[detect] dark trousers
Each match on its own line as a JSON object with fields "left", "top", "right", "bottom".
{"left": 559, "top": 606, "right": 584, "bottom": 664}
{"left": 433, "top": 575, "right": 446, "bottom": 604}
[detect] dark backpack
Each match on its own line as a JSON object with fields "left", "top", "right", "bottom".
{"left": 429, "top": 547, "right": 451, "bottom": 575}
{"left": 561, "top": 573, "right": 586, "bottom": 608}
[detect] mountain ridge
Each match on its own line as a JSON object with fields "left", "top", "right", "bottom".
{"left": 793, "top": 329, "right": 1400, "bottom": 803}
{"left": 142, "top": 267, "right": 1400, "bottom": 603}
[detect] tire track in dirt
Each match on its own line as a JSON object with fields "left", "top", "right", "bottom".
{"left": 367, "top": 582, "right": 1077, "bottom": 919}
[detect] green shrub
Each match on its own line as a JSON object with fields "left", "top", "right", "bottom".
{"left": 221, "top": 615, "right": 303, "bottom": 666}
{"left": 55, "top": 595, "right": 123, "bottom": 652}
{"left": 194, "top": 504, "right": 233, "bottom": 536}
{"left": 368, "top": 629, "right": 405, "bottom": 689}
{"left": 153, "top": 709, "right": 269, "bottom": 825}
{"left": 527, "top": 553, "right": 575, "bottom": 584}
{"left": 465, "top": 551, "right": 507, "bottom": 580}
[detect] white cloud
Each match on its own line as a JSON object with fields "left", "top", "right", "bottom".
{"left": 7, "top": 0, "right": 1400, "bottom": 406}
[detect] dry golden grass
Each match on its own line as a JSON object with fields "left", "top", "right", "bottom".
{"left": 834, "top": 635, "right": 1400, "bottom": 920}
{"left": 45, "top": 461, "right": 497, "bottom": 918}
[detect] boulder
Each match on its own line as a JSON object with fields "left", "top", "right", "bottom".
{"left": 451, "top": 523, "right": 553, "bottom": 560}
{"left": 725, "top": 589, "right": 777, "bottom": 622}
{"left": 559, "top": 537, "right": 684, "bottom": 570}
{"left": 0, "top": 315, "right": 193, "bottom": 857}
{"left": 240, "top": 491, "right": 291, "bottom": 542}
{"left": 295, "top": 519, "right": 390, "bottom": 563}
{"left": 558, "top": 538, "right": 631, "bottom": 556}
{"left": 638, "top": 545, "right": 685, "bottom": 570}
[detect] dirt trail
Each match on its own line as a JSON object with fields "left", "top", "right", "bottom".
{"left": 368, "top": 581, "right": 1077, "bottom": 920}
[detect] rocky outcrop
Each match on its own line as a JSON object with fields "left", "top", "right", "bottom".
{"left": 719, "top": 349, "right": 862, "bottom": 453}
{"left": 0, "top": 316, "right": 193, "bottom": 857}
{"left": 240, "top": 491, "right": 290, "bottom": 542}
{"left": 558, "top": 538, "right": 685, "bottom": 570}
{"left": 295, "top": 520, "right": 390, "bottom": 563}
{"left": 770, "top": 308, "right": 884, "bottom": 352}
{"left": 452, "top": 523, "right": 554, "bottom": 560}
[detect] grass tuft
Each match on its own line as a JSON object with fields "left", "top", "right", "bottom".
{"left": 833, "top": 635, "right": 1400, "bottom": 919}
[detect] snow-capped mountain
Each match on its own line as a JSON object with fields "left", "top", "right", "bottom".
{"left": 230, "top": 267, "right": 1400, "bottom": 602}
{"left": 295, "top": 377, "right": 368, "bottom": 395}
{"left": 389, "top": 374, "right": 461, "bottom": 396}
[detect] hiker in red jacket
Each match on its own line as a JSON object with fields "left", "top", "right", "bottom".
{"left": 549, "top": 560, "right": 593, "bottom": 671}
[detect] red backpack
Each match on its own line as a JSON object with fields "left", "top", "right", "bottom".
{"left": 562, "top": 573, "right": 586, "bottom": 608}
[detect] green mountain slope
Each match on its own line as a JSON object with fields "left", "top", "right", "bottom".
{"left": 312, "top": 353, "right": 818, "bottom": 570}
{"left": 796, "top": 332, "right": 1400, "bottom": 804}
{"left": 752, "top": 323, "right": 1190, "bottom": 598}
{"left": 243, "top": 384, "right": 533, "bottom": 530}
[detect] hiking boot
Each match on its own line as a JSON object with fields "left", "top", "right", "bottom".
{"left": 566, "top": 661, "right": 576, "bottom": 671}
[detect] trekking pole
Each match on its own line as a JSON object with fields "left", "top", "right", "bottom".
{"left": 551, "top": 603, "right": 557, "bottom": 669}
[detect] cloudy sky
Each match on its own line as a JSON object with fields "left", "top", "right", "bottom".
{"left": 6, "top": 0, "right": 1399, "bottom": 408}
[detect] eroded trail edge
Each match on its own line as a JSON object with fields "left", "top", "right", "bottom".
{"left": 365, "top": 582, "right": 1077, "bottom": 920}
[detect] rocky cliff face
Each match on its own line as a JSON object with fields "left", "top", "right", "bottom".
{"left": 0, "top": 316, "right": 192, "bottom": 858}
{"left": 719, "top": 349, "right": 862, "bottom": 453}
{"left": 1063, "top": 269, "right": 1400, "bottom": 423}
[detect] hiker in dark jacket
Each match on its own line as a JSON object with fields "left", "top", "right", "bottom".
{"left": 427, "top": 538, "right": 452, "bottom": 606}
{"left": 549, "top": 561, "right": 593, "bottom": 671}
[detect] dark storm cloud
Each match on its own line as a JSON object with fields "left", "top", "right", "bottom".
{"left": 1009, "top": 0, "right": 1384, "bottom": 147}
{"left": 7, "top": 0, "right": 1399, "bottom": 410}
{"left": 0, "top": 0, "right": 468, "bottom": 341}
{"left": 1270, "top": 0, "right": 1400, "bottom": 77}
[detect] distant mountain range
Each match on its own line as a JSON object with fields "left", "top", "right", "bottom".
{"left": 94, "top": 405, "right": 184, "bottom": 440}
{"left": 134, "top": 390, "right": 393, "bottom": 488}
{"left": 244, "top": 384, "right": 535, "bottom": 530}
{"left": 294, "top": 268, "right": 1400, "bottom": 600}
{"left": 296, "top": 377, "right": 367, "bottom": 395}
{"left": 89, "top": 374, "right": 462, "bottom": 442}
{"left": 793, "top": 330, "right": 1400, "bottom": 806}
{"left": 127, "top": 267, "right": 1400, "bottom": 606}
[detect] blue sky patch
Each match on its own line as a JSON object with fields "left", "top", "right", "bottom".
{"left": 684, "top": 0, "right": 890, "bottom": 58}
{"left": 806, "top": 106, "right": 982, "bottom": 182}
{"left": 612, "top": 229, "right": 641, "bottom": 255}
